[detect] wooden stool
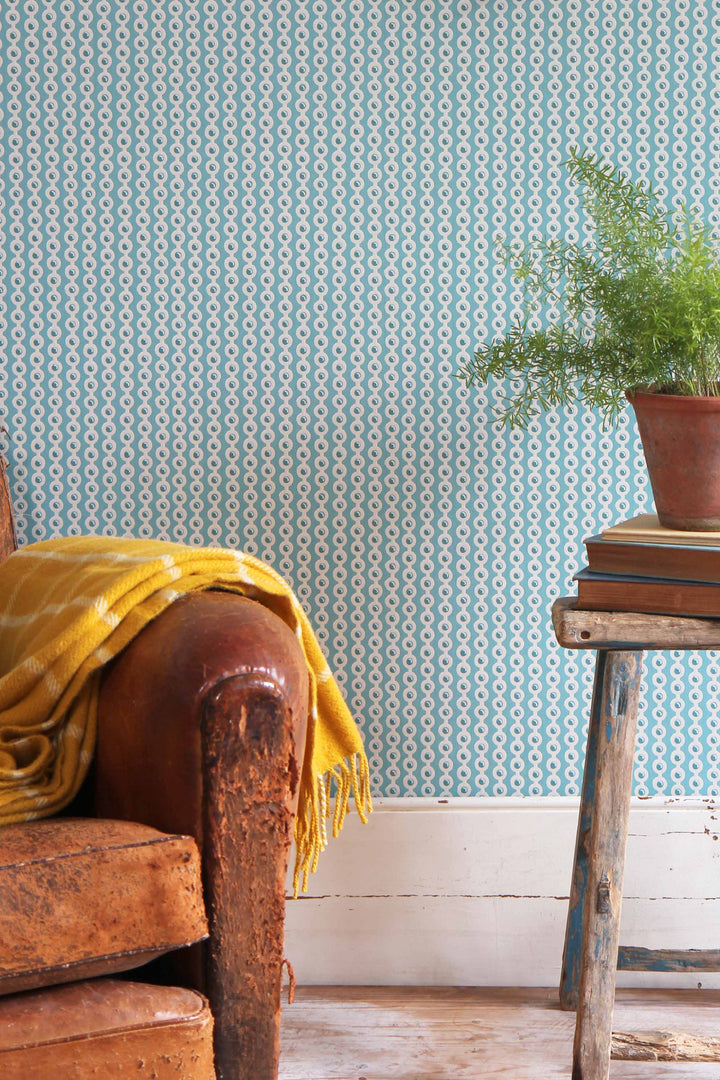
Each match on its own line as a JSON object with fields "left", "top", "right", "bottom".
{"left": 553, "top": 598, "right": 720, "bottom": 1080}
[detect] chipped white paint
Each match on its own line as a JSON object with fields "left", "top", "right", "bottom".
{"left": 285, "top": 796, "right": 720, "bottom": 988}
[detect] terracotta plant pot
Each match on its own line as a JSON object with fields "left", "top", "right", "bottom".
{"left": 627, "top": 390, "right": 720, "bottom": 531}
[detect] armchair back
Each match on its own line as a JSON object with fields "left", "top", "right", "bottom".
{"left": 0, "top": 457, "right": 16, "bottom": 561}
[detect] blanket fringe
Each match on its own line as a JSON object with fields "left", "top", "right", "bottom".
{"left": 292, "top": 751, "right": 372, "bottom": 896}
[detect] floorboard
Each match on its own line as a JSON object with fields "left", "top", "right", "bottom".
{"left": 279, "top": 986, "right": 720, "bottom": 1079}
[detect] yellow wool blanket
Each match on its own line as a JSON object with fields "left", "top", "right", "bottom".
{"left": 0, "top": 536, "right": 371, "bottom": 892}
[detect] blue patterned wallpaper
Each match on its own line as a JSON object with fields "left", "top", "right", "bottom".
{"left": 2, "top": 0, "right": 720, "bottom": 798}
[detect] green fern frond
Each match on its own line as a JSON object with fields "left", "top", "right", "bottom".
{"left": 460, "top": 149, "right": 720, "bottom": 424}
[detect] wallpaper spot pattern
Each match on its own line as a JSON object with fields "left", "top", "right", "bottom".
{"left": 2, "top": 0, "right": 720, "bottom": 798}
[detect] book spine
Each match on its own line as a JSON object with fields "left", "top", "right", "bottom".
{"left": 585, "top": 541, "right": 720, "bottom": 584}
{"left": 577, "top": 578, "right": 720, "bottom": 618}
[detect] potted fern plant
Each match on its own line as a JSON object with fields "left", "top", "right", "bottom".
{"left": 459, "top": 148, "right": 720, "bottom": 530}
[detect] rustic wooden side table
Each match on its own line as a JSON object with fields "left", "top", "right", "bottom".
{"left": 553, "top": 598, "right": 720, "bottom": 1080}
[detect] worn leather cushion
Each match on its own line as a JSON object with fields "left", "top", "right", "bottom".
{"left": 0, "top": 818, "right": 208, "bottom": 995}
{"left": 0, "top": 978, "right": 216, "bottom": 1078}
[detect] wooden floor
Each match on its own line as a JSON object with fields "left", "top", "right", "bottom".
{"left": 279, "top": 986, "right": 720, "bottom": 1079}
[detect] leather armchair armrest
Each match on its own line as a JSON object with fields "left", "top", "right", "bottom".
{"left": 95, "top": 590, "right": 308, "bottom": 837}
{"left": 94, "top": 589, "right": 309, "bottom": 1080}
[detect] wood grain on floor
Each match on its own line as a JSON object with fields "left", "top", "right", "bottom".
{"left": 279, "top": 986, "right": 720, "bottom": 1080}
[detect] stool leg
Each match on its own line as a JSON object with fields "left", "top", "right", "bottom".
{"left": 571, "top": 649, "right": 643, "bottom": 1080}
{"left": 559, "top": 649, "right": 605, "bottom": 1010}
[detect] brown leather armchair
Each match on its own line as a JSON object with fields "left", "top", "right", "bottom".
{"left": 0, "top": 460, "right": 308, "bottom": 1080}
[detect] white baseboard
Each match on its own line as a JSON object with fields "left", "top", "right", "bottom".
{"left": 284, "top": 796, "right": 720, "bottom": 987}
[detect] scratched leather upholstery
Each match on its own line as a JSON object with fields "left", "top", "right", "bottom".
{"left": 0, "top": 450, "right": 309, "bottom": 1079}
{"left": 0, "top": 978, "right": 215, "bottom": 1078}
{"left": 0, "top": 817, "right": 208, "bottom": 995}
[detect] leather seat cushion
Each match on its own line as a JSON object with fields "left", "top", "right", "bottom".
{"left": 0, "top": 978, "right": 215, "bottom": 1078}
{"left": 0, "top": 818, "right": 208, "bottom": 995}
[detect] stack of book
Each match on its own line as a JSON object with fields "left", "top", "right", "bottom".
{"left": 575, "top": 514, "right": 720, "bottom": 618}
